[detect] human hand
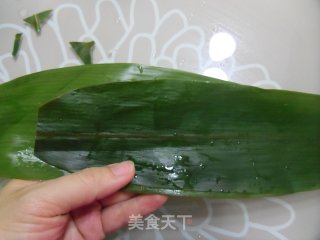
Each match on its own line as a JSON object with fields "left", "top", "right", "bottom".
{"left": 0, "top": 161, "right": 167, "bottom": 240}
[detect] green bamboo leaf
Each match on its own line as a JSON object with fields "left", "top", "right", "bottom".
{"left": 12, "top": 33, "right": 23, "bottom": 58}
{"left": 23, "top": 10, "right": 52, "bottom": 33}
{"left": 70, "top": 41, "right": 95, "bottom": 64}
{"left": 34, "top": 79, "right": 320, "bottom": 197}
{"left": 0, "top": 64, "right": 319, "bottom": 197}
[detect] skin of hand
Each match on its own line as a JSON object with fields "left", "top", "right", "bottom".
{"left": 0, "top": 161, "right": 167, "bottom": 240}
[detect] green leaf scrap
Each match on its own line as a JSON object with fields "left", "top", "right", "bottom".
{"left": 70, "top": 41, "right": 95, "bottom": 64}
{"left": 12, "top": 33, "right": 23, "bottom": 58}
{"left": 23, "top": 10, "right": 52, "bottom": 33}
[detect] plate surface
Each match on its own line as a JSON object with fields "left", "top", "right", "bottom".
{"left": 0, "top": 0, "right": 319, "bottom": 239}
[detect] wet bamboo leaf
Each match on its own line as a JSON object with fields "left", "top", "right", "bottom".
{"left": 23, "top": 10, "right": 52, "bottom": 33}
{"left": 70, "top": 41, "right": 95, "bottom": 64}
{"left": 0, "top": 64, "right": 319, "bottom": 197}
{"left": 12, "top": 33, "right": 23, "bottom": 58}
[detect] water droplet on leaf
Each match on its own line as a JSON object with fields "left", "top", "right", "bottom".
{"left": 165, "top": 165, "right": 174, "bottom": 171}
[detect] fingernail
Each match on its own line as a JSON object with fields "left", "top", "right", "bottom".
{"left": 109, "top": 161, "right": 134, "bottom": 176}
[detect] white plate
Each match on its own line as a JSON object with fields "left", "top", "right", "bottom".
{"left": 0, "top": 1, "right": 319, "bottom": 239}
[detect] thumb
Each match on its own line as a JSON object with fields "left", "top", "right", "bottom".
{"left": 33, "top": 161, "right": 135, "bottom": 216}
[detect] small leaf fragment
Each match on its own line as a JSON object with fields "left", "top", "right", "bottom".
{"left": 23, "top": 10, "right": 52, "bottom": 33}
{"left": 137, "top": 65, "right": 143, "bottom": 74}
{"left": 70, "top": 41, "right": 95, "bottom": 65}
{"left": 12, "top": 33, "right": 23, "bottom": 58}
